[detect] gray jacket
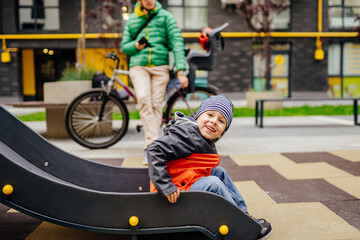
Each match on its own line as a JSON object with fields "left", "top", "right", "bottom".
{"left": 147, "top": 112, "right": 219, "bottom": 197}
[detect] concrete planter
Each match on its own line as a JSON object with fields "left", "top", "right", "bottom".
{"left": 44, "top": 81, "right": 92, "bottom": 104}
{"left": 43, "top": 81, "right": 92, "bottom": 138}
{"left": 245, "top": 91, "right": 283, "bottom": 110}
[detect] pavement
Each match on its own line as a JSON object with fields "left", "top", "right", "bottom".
{"left": 1, "top": 95, "right": 360, "bottom": 240}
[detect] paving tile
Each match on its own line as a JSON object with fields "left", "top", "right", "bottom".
{"left": 234, "top": 181, "right": 277, "bottom": 208}
{"left": 270, "top": 162, "right": 353, "bottom": 180}
{"left": 282, "top": 152, "right": 360, "bottom": 176}
{"left": 234, "top": 172, "right": 360, "bottom": 233}
{"left": 0, "top": 212, "right": 41, "bottom": 240}
{"left": 323, "top": 200, "right": 360, "bottom": 231}
{"left": 250, "top": 202, "right": 360, "bottom": 240}
{"left": 230, "top": 153, "right": 354, "bottom": 180}
{"left": 230, "top": 153, "right": 294, "bottom": 166}
{"left": 220, "top": 156, "right": 286, "bottom": 182}
{"left": 6, "top": 208, "right": 19, "bottom": 213}
{"left": 221, "top": 156, "right": 357, "bottom": 203}
{"left": 329, "top": 150, "right": 360, "bottom": 162}
{"left": 261, "top": 178, "right": 358, "bottom": 203}
{"left": 26, "top": 222, "right": 130, "bottom": 240}
{"left": 0, "top": 203, "right": 9, "bottom": 213}
{"left": 325, "top": 176, "right": 360, "bottom": 199}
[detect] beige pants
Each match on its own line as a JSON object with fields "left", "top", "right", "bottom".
{"left": 130, "top": 65, "right": 170, "bottom": 149}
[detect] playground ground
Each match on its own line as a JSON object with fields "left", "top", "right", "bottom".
{"left": 1, "top": 98, "right": 360, "bottom": 240}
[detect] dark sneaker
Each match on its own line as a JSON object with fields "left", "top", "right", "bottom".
{"left": 256, "top": 218, "right": 273, "bottom": 240}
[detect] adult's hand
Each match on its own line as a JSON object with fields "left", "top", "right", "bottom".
{"left": 178, "top": 75, "right": 189, "bottom": 89}
{"left": 135, "top": 42, "right": 147, "bottom": 50}
{"left": 166, "top": 190, "right": 180, "bottom": 203}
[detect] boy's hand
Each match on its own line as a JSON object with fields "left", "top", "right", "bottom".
{"left": 166, "top": 190, "right": 180, "bottom": 203}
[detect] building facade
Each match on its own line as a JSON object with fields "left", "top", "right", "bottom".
{"left": 0, "top": 0, "right": 359, "bottom": 100}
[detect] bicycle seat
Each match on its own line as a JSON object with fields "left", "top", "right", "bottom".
{"left": 186, "top": 23, "right": 229, "bottom": 92}
{"left": 187, "top": 22, "right": 229, "bottom": 71}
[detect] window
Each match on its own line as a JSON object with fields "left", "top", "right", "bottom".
{"left": 167, "top": 0, "right": 208, "bottom": 30}
{"left": 18, "top": 0, "right": 60, "bottom": 31}
{"left": 252, "top": 43, "right": 291, "bottom": 97}
{"left": 328, "top": 0, "right": 360, "bottom": 29}
{"left": 327, "top": 43, "right": 360, "bottom": 98}
{"left": 273, "top": 6, "right": 291, "bottom": 30}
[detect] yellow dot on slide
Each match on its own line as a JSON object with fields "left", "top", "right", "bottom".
{"left": 129, "top": 216, "right": 139, "bottom": 226}
{"left": 219, "top": 224, "right": 229, "bottom": 235}
{"left": 2, "top": 185, "right": 13, "bottom": 195}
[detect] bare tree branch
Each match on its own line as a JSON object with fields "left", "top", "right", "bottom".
{"left": 237, "top": 0, "right": 290, "bottom": 90}
{"left": 85, "top": 0, "right": 131, "bottom": 48}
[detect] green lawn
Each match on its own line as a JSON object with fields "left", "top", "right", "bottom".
{"left": 16, "top": 105, "right": 357, "bottom": 121}
{"left": 233, "top": 105, "right": 356, "bottom": 117}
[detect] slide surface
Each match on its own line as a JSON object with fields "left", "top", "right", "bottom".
{"left": 0, "top": 106, "right": 261, "bottom": 239}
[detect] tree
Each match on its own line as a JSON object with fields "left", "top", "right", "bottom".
{"left": 85, "top": 0, "right": 131, "bottom": 49}
{"left": 237, "top": 0, "right": 290, "bottom": 91}
{"left": 355, "top": 15, "right": 360, "bottom": 37}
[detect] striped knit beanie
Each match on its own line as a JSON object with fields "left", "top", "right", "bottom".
{"left": 194, "top": 94, "right": 234, "bottom": 132}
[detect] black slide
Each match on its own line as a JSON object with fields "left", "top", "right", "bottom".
{"left": 0, "top": 106, "right": 261, "bottom": 239}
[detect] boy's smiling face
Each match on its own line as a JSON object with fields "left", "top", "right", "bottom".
{"left": 196, "top": 110, "right": 226, "bottom": 140}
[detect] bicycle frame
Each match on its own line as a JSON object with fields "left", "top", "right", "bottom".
{"left": 106, "top": 57, "right": 195, "bottom": 116}
{"left": 107, "top": 68, "right": 136, "bottom": 100}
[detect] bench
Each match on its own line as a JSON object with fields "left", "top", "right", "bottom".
{"left": 6, "top": 99, "right": 136, "bottom": 139}
{"left": 6, "top": 101, "right": 69, "bottom": 138}
{"left": 255, "top": 98, "right": 360, "bottom": 128}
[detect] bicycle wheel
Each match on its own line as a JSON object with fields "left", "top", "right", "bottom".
{"left": 164, "top": 86, "right": 218, "bottom": 122}
{"left": 65, "top": 90, "right": 129, "bottom": 149}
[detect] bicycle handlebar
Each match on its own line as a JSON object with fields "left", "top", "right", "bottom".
{"left": 105, "top": 51, "right": 120, "bottom": 68}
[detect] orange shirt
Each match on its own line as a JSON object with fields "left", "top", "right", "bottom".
{"left": 150, "top": 153, "right": 220, "bottom": 192}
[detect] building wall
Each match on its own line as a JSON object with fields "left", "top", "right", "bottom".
{"left": 59, "top": 0, "right": 81, "bottom": 33}
{"left": 0, "top": 1, "right": 3, "bottom": 33}
{"left": 291, "top": 38, "right": 328, "bottom": 91}
{"left": 0, "top": 51, "right": 21, "bottom": 97}
{"left": 207, "top": 38, "right": 253, "bottom": 92}
{"left": 292, "top": 0, "right": 318, "bottom": 32}
{"left": 207, "top": 0, "right": 330, "bottom": 93}
{"left": 207, "top": 0, "right": 252, "bottom": 92}
{"left": 1, "top": 1, "right": 17, "bottom": 34}
{"left": 290, "top": 0, "right": 328, "bottom": 91}
{"left": 1, "top": 0, "right": 21, "bottom": 96}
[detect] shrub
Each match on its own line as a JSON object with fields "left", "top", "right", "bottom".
{"left": 59, "top": 67, "right": 97, "bottom": 81}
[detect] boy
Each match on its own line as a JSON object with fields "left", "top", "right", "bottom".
{"left": 147, "top": 95, "right": 272, "bottom": 240}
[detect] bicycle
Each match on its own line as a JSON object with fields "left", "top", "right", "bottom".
{"left": 65, "top": 23, "right": 229, "bottom": 149}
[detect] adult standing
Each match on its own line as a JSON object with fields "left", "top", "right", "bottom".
{"left": 121, "top": 0, "right": 188, "bottom": 165}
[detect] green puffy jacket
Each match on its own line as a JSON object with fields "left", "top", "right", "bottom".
{"left": 120, "top": 1, "right": 186, "bottom": 71}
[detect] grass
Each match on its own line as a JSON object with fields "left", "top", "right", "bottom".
{"left": 16, "top": 105, "right": 357, "bottom": 121}
{"left": 17, "top": 111, "right": 46, "bottom": 121}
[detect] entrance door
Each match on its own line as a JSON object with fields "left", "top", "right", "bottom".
{"left": 34, "top": 49, "right": 75, "bottom": 100}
